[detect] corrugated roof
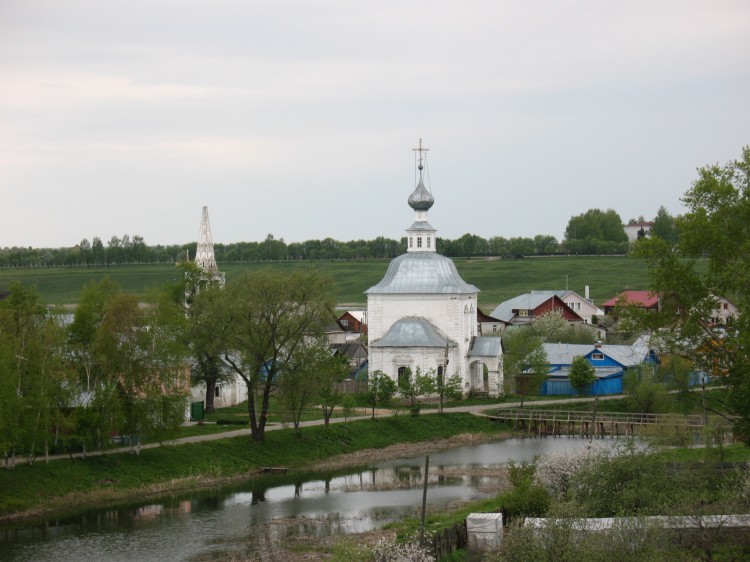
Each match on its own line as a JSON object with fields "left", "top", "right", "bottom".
{"left": 407, "top": 221, "right": 436, "bottom": 232}
{"left": 371, "top": 317, "right": 458, "bottom": 348}
{"left": 489, "top": 293, "right": 554, "bottom": 322}
{"left": 366, "top": 252, "right": 478, "bottom": 295}
{"left": 601, "top": 290, "right": 658, "bottom": 308}
{"left": 329, "top": 342, "right": 367, "bottom": 359}
{"left": 543, "top": 336, "right": 652, "bottom": 367}
{"left": 468, "top": 336, "right": 502, "bottom": 357}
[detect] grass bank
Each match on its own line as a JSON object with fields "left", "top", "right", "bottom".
{"left": 0, "top": 413, "right": 509, "bottom": 521}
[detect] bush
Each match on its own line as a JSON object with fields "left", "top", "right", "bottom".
{"left": 498, "top": 458, "right": 550, "bottom": 521}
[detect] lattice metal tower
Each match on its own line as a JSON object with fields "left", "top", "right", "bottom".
{"left": 194, "top": 206, "right": 225, "bottom": 285}
{"left": 195, "top": 206, "right": 218, "bottom": 272}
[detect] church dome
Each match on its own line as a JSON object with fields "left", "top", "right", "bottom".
{"left": 366, "top": 252, "right": 479, "bottom": 295}
{"left": 370, "top": 317, "right": 458, "bottom": 348}
{"left": 408, "top": 179, "right": 434, "bottom": 211}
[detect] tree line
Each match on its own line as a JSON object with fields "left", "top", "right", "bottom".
{"left": 0, "top": 205, "right": 682, "bottom": 268}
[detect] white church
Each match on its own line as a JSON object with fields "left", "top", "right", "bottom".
{"left": 366, "top": 143, "right": 503, "bottom": 396}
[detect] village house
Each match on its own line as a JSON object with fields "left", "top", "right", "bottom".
{"left": 489, "top": 292, "right": 584, "bottom": 328}
{"left": 623, "top": 220, "right": 653, "bottom": 242}
{"left": 539, "top": 335, "right": 659, "bottom": 396}
{"left": 601, "top": 290, "right": 659, "bottom": 316}
{"left": 337, "top": 310, "right": 368, "bottom": 341}
{"left": 710, "top": 296, "right": 738, "bottom": 325}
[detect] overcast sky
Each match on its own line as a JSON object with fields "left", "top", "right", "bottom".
{"left": 1, "top": 1, "right": 748, "bottom": 249}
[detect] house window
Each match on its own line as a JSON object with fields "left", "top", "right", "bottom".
{"left": 437, "top": 366, "right": 444, "bottom": 384}
{"left": 576, "top": 302, "right": 581, "bottom": 310}
{"left": 592, "top": 353, "right": 604, "bottom": 360}
{"left": 723, "top": 303, "right": 728, "bottom": 310}
{"left": 519, "top": 310, "right": 529, "bottom": 317}
{"left": 340, "top": 319, "right": 348, "bottom": 326}
{"left": 427, "top": 237, "right": 431, "bottom": 248}
{"left": 417, "top": 237, "right": 422, "bottom": 248}
{"left": 215, "top": 386, "right": 221, "bottom": 397}
{"left": 492, "top": 324, "right": 498, "bottom": 333}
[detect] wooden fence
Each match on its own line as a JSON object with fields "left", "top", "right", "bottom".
{"left": 429, "top": 522, "right": 466, "bottom": 560}
{"left": 487, "top": 408, "right": 733, "bottom": 438}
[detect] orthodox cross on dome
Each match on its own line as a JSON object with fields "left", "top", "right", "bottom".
{"left": 412, "top": 138, "right": 429, "bottom": 181}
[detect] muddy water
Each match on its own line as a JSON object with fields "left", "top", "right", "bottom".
{"left": 1, "top": 436, "right": 607, "bottom": 561}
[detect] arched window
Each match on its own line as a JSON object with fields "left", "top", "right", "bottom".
{"left": 437, "top": 365, "right": 444, "bottom": 385}
{"left": 427, "top": 237, "right": 431, "bottom": 248}
{"left": 417, "top": 237, "right": 422, "bottom": 248}
{"left": 397, "top": 366, "right": 409, "bottom": 386}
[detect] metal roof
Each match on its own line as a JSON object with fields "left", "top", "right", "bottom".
{"left": 489, "top": 293, "right": 554, "bottom": 322}
{"left": 543, "top": 336, "right": 652, "bottom": 367}
{"left": 407, "top": 221, "right": 436, "bottom": 232}
{"left": 370, "top": 317, "right": 458, "bottom": 348}
{"left": 366, "top": 252, "right": 479, "bottom": 295}
{"left": 468, "top": 336, "right": 502, "bottom": 358}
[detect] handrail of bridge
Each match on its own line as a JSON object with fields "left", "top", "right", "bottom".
{"left": 487, "top": 408, "right": 731, "bottom": 427}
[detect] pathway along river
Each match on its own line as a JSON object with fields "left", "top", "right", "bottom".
{"left": 2, "top": 437, "right": 614, "bottom": 561}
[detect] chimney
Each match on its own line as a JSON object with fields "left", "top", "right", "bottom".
{"left": 595, "top": 340, "right": 602, "bottom": 349}
{"left": 585, "top": 285, "right": 590, "bottom": 300}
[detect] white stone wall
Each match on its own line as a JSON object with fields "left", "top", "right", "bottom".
{"left": 190, "top": 373, "right": 248, "bottom": 409}
{"left": 367, "top": 292, "right": 478, "bottom": 389}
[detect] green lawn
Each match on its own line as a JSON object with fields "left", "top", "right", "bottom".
{"left": 0, "top": 255, "right": 658, "bottom": 308}
{"left": 0, "top": 413, "right": 510, "bottom": 517}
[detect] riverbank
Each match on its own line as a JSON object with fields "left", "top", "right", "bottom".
{"left": 0, "top": 413, "right": 512, "bottom": 523}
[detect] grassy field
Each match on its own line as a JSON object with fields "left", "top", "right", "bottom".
{"left": 0, "top": 255, "right": 655, "bottom": 308}
{"left": 0, "top": 413, "right": 509, "bottom": 518}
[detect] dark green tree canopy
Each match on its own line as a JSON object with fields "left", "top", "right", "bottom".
{"left": 649, "top": 205, "right": 679, "bottom": 247}
{"left": 565, "top": 208, "right": 627, "bottom": 243}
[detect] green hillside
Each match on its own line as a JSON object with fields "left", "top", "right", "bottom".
{"left": 0, "top": 256, "right": 652, "bottom": 309}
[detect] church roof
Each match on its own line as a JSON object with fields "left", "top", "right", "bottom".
{"left": 366, "top": 252, "right": 479, "bottom": 295}
{"left": 468, "top": 336, "right": 502, "bottom": 358}
{"left": 371, "top": 317, "right": 457, "bottom": 348}
{"left": 407, "top": 221, "right": 436, "bottom": 232}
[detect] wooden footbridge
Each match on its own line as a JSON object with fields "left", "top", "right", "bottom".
{"left": 487, "top": 408, "right": 732, "bottom": 438}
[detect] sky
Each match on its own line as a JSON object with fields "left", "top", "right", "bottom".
{"left": 1, "top": 1, "right": 748, "bottom": 249}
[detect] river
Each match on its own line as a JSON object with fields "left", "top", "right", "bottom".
{"left": 1, "top": 436, "right": 609, "bottom": 561}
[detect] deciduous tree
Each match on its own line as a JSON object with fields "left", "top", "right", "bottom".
{"left": 569, "top": 355, "right": 595, "bottom": 395}
{"left": 366, "top": 370, "right": 397, "bottom": 419}
{"left": 503, "top": 328, "right": 548, "bottom": 406}
{"left": 221, "top": 269, "right": 335, "bottom": 441}
{"left": 635, "top": 147, "right": 750, "bottom": 440}
{"left": 397, "top": 366, "right": 435, "bottom": 414}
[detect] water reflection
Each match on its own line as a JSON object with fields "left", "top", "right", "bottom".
{"left": 1, "top": 436, "right": 609, "bottom": 561}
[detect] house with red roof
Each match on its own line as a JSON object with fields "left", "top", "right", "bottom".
{"left": 602, "top": 290, "right": 659, "bottom": 316}
{"left": 489, "top": 292, "right": 584, "bottom": 328}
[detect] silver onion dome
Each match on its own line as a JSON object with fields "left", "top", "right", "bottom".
{"left": 408, "top": 178, "right": 434, "bottom": 211}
